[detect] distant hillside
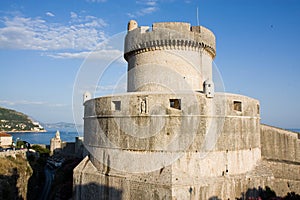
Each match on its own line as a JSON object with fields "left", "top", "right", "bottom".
{"left": 0, "top": 107, "right": 45, "bottom": 132}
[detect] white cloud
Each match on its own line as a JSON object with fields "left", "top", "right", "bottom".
{"left": 128, "top": 0, "right": 158, "bottom": 17}
{"left": 49, "top": 103, "right": 68, "bottom": 107}
{"left": 138, "top": 7, "right": 158, "bottom": 15}
{"left": 47, "top": 49, "right": 126, "bottom": 62}
{"left": 70, "top": 11, "right": 78, "bottom": 19}
{"left": 95, "top": 83, "right": 127, "bottom": 96}
{"left": 96, "top": 83, "right": 126, "bottom": 91}
{"left": 0, "top": 13, "right": 107, "bottom": 51}
{"left": 127, "top": 13, "right": 136, "bottom": 18}
{"left": 136, "top": 0, "right": 157, "bottom": 6}
{"left": 46, "top": 12, "right": 55, "bottom": 17}
{"left": 146, "top": 1, "right": 157, "bottom": 6}
{"left": 0, "top": 100, "right": 45, "bottom": 106}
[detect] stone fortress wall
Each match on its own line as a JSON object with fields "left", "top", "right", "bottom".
{"left": 83, "top": 92, "right": 261, "bottom": 176}
{"left": 73, "top": 20, "right": 300, "bottom": 199}
{"left": 261, "top": 124, "right": 299, "bottom": 163}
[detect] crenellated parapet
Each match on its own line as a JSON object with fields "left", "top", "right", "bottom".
{"left": 124, "top": 21, "right": 216, "bottom": 61}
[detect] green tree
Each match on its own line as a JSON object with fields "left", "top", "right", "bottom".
{"left": 31, "top": 145, "right": 50, "bottom": 155}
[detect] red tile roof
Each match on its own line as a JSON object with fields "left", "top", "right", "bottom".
{"left": 0, "top": 132, "right": 12, "bottom": 137}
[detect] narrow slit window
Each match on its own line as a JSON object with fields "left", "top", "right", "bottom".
{"left": 257, "top": 104, "right": 260, "bottom": 114}
{"left": 170, "top": 99, "right": 181, "bottom": 110}
{"left": 233, "top": 101, "right": 242, "bottom": 112}
{"left": 111, "top": 101, "right": 121, "bottom": 111}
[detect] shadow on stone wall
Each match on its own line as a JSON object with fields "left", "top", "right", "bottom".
{"left": 209, "top": 196, "right": 221, "bottom": 200}
{"left": 50, "top": 157, "right": 81, "bottom": 200}
{"left": 238, "top": 186, "right": 276, "bottom": 200}
{"left": 74, "top": 182, "right": 123, "bottom": 200}
{"left": 0, "top": 168, "right": 20, "bottom": 200}
{"left": 26, "top": 148, "right": 49, "bottom": 200}
{"left": 209, "top": 186, "right": 300, "bottom": 200}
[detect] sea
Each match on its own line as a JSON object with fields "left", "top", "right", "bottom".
{"left": 10, "top": 131, "right": 83, "bottom": 145}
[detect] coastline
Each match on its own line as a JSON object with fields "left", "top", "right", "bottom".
{"left": 8, "top": 131, "right": 81, "bottom": 145}
{"left": 6, "top": 130, "right": 47, "bottom": 133}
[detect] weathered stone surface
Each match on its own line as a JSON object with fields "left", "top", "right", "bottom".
{"left": 261, "top": 124, "right": 300, "bottom": 163}
{"left": 73, "top": 20, "right": 300, "bottom": 199}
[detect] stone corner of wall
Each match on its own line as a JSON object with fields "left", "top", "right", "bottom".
{"left": 73, "top": 156, "right": 90, "bottom": 173}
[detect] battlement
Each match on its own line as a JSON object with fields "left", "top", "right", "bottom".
{"left": 124, "top": 21, "right": 216, "bottom": 61}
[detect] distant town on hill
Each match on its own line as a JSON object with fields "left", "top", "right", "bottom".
{"left": 0, "top": 106, "right": 45, "bottom": 132}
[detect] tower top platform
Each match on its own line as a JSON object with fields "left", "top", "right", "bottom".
{"left": 124, "top": 20, "right": 216, "bottom": 61}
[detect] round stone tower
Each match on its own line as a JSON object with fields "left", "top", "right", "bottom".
{"left": 76, "top": 20, "right": 268, "bottom": 200}
{"left": 124, "top": 20, "right": 216, "bottom": 93}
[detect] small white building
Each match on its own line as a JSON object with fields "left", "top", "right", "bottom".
{"left": 0, "top": 132, "right": 12, "bottom": 147}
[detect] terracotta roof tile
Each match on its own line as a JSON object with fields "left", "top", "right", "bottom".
{"left": 0, "top": 132, "right": 12, "bottom": 137}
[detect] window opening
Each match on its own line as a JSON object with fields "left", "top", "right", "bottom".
{"left": 170, "top": 99, "right": 181, "bottom": 110}
{"left": 233, "top": 101, "right": 242, "bottom": 112}
{"left": 111, "top": 101, "right": 121, "bottom": 111}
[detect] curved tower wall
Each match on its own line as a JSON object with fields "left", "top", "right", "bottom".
{"left": 83, "top": 92, "right": 261, "bottom": 177}
{"left": 124, "top": 22, "right": 216, "bottom": 92}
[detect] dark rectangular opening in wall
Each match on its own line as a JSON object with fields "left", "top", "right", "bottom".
{"left": 257, "top": 104, "right": 260, "bottom": 114}
{"left": 112, "top": 101, "right": 121, "bottom": 111}
{"left": 233, "top": 101, "right": 242, "bottom": 112}
{"left": 170, "top": 99, "right": 181, "bottom": 110}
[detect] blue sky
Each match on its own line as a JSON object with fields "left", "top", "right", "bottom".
{"left": 0, "top": 0, "right": 299, "bottom": 129}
